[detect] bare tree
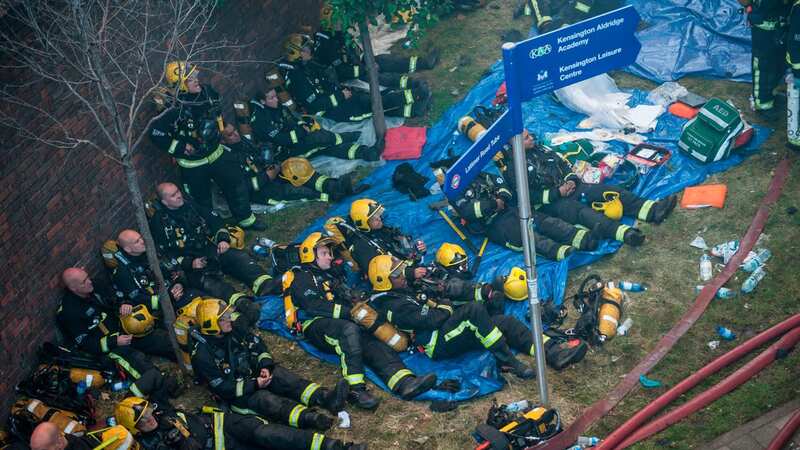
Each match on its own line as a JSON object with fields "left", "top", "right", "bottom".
{"left": 0, "top": 0, "right": 246, "bottom": 370}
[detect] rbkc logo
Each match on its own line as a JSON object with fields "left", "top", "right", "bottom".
{"left": 529, "top": 44, "right": 552, "bottom": 60}
{"left": 450, "top": 174, "right": 461, "bottom": 190}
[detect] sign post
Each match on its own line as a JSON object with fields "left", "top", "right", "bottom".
{"left": 444, "top": 6, "right": 642, "bottom": 406}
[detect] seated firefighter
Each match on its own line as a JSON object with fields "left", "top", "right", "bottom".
{"left": 281, "top": 34, "right": 430, "bottom": 122}
{"left": 498, "top": 131, "right": 677, "bottom": 247}
{"left": 314, "top": 2, "right": 438, "bottom": 92}
{"left": 441, "top": 169, "right": 599, "bottom": 261}
{"left": 282, "top": 232, "right": 438, "bottom": 410}
{"left": 30, "top": 421, "right": 136, "bottom": 450}
{"left": 191, "top": 299, "right": 349, "bottom": 431}
{"left": 108, "top": 229, "right": 261, "bottom": 333}
{"left": 114, "top": 396, "right": 367, "bottom": 450}
{"left": 249, "top": 88, "right": 381, "bottom": 161}
{"left": 149, "top": 182, "right": 280, "bottom": 298}
{"left": 221, "top": 125, "right": 367, "bottom": 204}
{"left": 149, "top": 60, "right": 265, "bottom": 231}
{"left": 365, "top": 255, "right": 536, "bottom": 378}
{"left": 57, "top": 268, "right": 180, "bottom": 402}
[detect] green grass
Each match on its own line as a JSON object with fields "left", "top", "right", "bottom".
{"left": 113, "top": 2, "right": 800, "bottom": 448}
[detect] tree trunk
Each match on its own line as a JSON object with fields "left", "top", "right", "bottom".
{"left": 122, "top": 158, "right": 188, "bottom": 375}
{"left": 359, "top": 20, "right": 387, "bottom": 147}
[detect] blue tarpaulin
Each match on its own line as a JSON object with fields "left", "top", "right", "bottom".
{"left": 259, "top": 11, "right": 769, "bottom": 401}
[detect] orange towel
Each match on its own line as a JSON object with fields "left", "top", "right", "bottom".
{"left": 668, "top": 101, "right": 699, "bottom": 119}
{"left": 680, "top": 184, "right": 728, "bottom": 209}
{"left": 382, "top": 126, "right": 427, "bottom": 160}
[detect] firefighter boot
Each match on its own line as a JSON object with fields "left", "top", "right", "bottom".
{"left": 299, "top": 410, "right": 335, "bottom": 430}
{"left": 649, "top": 194, "right": 678, "bottom": 224}
{"left": 623, "top": 228, "right": 645, "bottom": 246}
{"left": 395, "top": 373, "right": 438, "bottom": 400}
{"left": 493, "top": 343, "right": 535, "bottom": 379}
{"left": 312, "top": 379, "right": 349, "bottom": 414}
{"left": 420, "top": 48, "right": 440, "bottom": 70}
{"left": 348, "top": 385, "right": 381, "bottom": 411}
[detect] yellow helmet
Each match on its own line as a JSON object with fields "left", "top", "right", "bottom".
{"left": 99, "top": 425, "right": 139, "bottom": 450}
{"left": 225, "top": 225, "right": 246, "bottom": 250}
{"left": 114, "top": 397, "right": 149, "bottom": 435}
{"left": 591, "top": 191, "right": 623, "bottom": 220}
{"left": 504, "top": 267, "right": 528, "bottom": 301}
{"left": 284, "top": 34, "right": 313, "bottom": 62}
{"left": 436, "top": 243, "right": 468, "bottom": 268}
{"left": 279, "top": 157, "right": 316, "bottom": 187}
{"left": 350, "top": 199, "right": 384, "bottom": 232}
{"left": 165, "top": 60, "right": 196, "bottom": 92}
{"left": 320, "top": 3, "right": 334, "bottom": 29}
{"left": 120, "top": 305, "right": 156, "bottom": 337}
{"left": 299, "top": 232, "right": 336, "bottom": 264}
{"left": 196, "top": 298, "right": 232, "bottom": 335}
{"left": 368, "top": 255, "right": 405, "bottom": 291}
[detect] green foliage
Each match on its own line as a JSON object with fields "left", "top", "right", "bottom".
{"left": 326, "top": 0, "right": 453, "bottom": 45}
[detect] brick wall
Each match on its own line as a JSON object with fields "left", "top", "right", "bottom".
{"left": 0, "top": 0, "right": 320, "bottom": 421}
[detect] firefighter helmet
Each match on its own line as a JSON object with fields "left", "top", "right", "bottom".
{"left": 284, "top": 34, "right": 313, "bottom": 62}
{"left": 225, "top": 225, "right": 246, "bottom": 250}
{"left": 299, "top": 232, "right": 336, "bottom": 264}
{"left": 504, "top": 267, "right": 528, "bottom": 301}
{"left": 435, "top": 243, "right": 468, "bottom": 268}
{"left": 114, "top": 397, "right": 149, "bottom": 434}
{"left": 165, "top": 61, "right": 196, "bottom": 92}
{"left": 368, "top": 255, "right": 405, "bottom": 292}
{"left": 120, "top": 305, "right": 156, "bottom": 337}
{"left": 591, "top": 191, "right": 623, "bottom": 220}
{"left": 196, "top": 298, "right": 232, "bottom": 335}
{"left": 100, "top": 425, "right": 139, "bottom": 450}
{"left": 279, "top": 157, "right": 316, "bottom": 187}
{"left": 350, "top": 199, "right": 384, "bottom": 231}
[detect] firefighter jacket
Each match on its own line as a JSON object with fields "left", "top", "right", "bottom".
{"left": 288, "top": 265, "right": 357, "bottom": 324}
{"left": 313, "top": 30, "right": 360, "bottom": 69}
{"left": 281, "top": 60, "right": 344, "bottom": 111}
{"left": 111, "top": 249, "right": 185, "bottom": 313}
{"left": 452, "top": 171, "right": 514, "bottom": 234}
{"left": 499, "top": 144, "right": 578, "bottom": 207}
{"left": 191, "top": 331, "right": 275, "bottom": 403}
{"left": 57, "top": 288, "right": 122, "bottom": 355}
{"left": 135, "top": 405, "right": 214, "bottom": 450}
{"left": 148, "top": 199, "right": 230, "bottom": 273}
{"left": 249, "top": 99, "right": 310, "bottom": 149}
{"left": 368, "top": 289, "right": 454, "bottom": 346}
{"left": 749, "top": 0, "right": 790, "bottom": 27}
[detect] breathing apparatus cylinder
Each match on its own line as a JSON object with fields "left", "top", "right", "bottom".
{"left": 788, "top": 75, "right": 800, "bottom": 148}
{"left": 350, "top": 302, "right": 409, "bottom": 351}
{"left": 458, "top": 116, "right": 487, "bottom": 142}
{"left": 12, "top": 399, "right": 87, "bottom": 436}
{"left": 173, "top": 314, "right": 196, "bottom": 371}
{"left": 598, "top": 283, "right": 624, "bottom": 340}
{"left": 68, "top": 368, "right": 106, "bottom": 389}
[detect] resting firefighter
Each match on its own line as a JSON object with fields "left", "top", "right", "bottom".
{"left": 283, "top": 232, "right": 438, "bottom": 410}
{"left": 366, "top": 255, "right": 542, "bottom": 379}
{"left": 115, "top": 396, "right": 367, "bottom": 450}
{"left": 444, "top": 169, "right": 599, "bottom": 261}
{"left": 498, "top": 131, "right": 677, "bottom": 247}
{"left": 190, "top": 299, "right": 349, "bottom": 432}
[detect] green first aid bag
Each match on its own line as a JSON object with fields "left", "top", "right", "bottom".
{"left": 677, "top": 98, "right": 744, "bottom": 163}
{"left": 550, "top": 139, "right": 593, "bottom": 164}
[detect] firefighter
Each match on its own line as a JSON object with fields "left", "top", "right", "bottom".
{"left": 498, "top": 131, "right": 677, "bottom": 246}
{"left": 366, "top": 255, "right": 535, "bottom": 378}
{"left": 284, "top": 232, "right": 438, "bottom": 410}
{"left": 112, "top": 229, "right": 261, "bottom": 331}
{"left": 448, "top": 170, "right": 599, "bottom": 261}
{"left": 191, "top": 299, "right": 348, "bottom": 431}
{"left": 515, "top": 0, "right": 623, "bottom": 32}
{"left": 115, "top": 397, "right": 367, "bottom": 450}
{"left": 742, "top": 0, "right": 790, "bottom": 117}
{"left": 250, "top": 89, "right": 381, "bottom": 161}
{"left": 281, "top": 34, "right": 429, "bottom": 122}
{"left": 29, "top": 422, "right": 136, "bottom": 450}
{"left": 149, "top": 61, "right": 265, "bottom": 231}
{"left": 58, "top": 268, "right": 180, "bottom": 402}
{"left": 786, "top": 0, "right": 800, "bottom": 150}
{"left": 149, "top": 182, "right": 280, "bottom": 297}
{"left": 428, "top": 242, "right": 506, "bottom": 315}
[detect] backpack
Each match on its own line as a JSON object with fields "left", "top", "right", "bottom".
{"left": 678, "top": 98, "right": 745, "bottom": 163}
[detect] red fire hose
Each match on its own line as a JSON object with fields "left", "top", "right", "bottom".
{"left": 597, "top": 313, "right": 800, "bottom": 450}
{"left": 615, "top": 327, "right": 800, "bottom": 449}
{"left": 766, "top": 408, "right": 800, "bottom": 450}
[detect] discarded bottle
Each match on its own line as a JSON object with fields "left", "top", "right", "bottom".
{"left": 106, "top": 417, "right": 117, "bottom": 427}
{"left": 258, "top": 237, "right": 276, "bottom": 248}
{"left": 110, "top": 380, "right": 131, "bottom": 392}
{"left": 741, "top": 266, "right": 766, "bottom": 294}
{"left": 741, "top": 248, "right": 771, "bottom": 272}
{"left": 76, "top": 380, "right": 88, "bottom": 396}
{"left": 580, "top": 192, "right": 588, "bottom": 204}
{"left": 617, "top": 318, "right": 633, "bottom": 336}
{"left": 252, "top": 244, "right": 270, "bottom": 257}
{"left": 699, "top": 253, "right": 713, "bottom": 282}
{"left": 716, "top": 326, "right": 736, "bottom": 341}
{"left": 505, "top": 399, "right": 530, "bottom": 413}
{"left": 695, "top": 285, "right": 737, "bottom": 299}
{"left": 618, "top": 281, "right": 647, "bottom": 292}
{"left": 710, "top": 240, "right": 739, "bottom": 264}
{"left": 576, "top": 436, "right": 600, "bottom": 447}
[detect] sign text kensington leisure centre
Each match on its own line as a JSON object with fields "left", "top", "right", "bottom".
{"left": 553, "top": 17, "right": 626, "bottom": 82}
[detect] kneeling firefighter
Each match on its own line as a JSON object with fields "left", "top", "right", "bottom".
{"left": 190, "top": 299, "right": 348, "bottom": 431}
{"left": 115, "top": 397, "right": 367, "bottom": 450}
{"left": 283, "top": 232, "right": 438, "bottom": 410}
{"left": 367, "top": 255, "right": 536, "bottom": 378}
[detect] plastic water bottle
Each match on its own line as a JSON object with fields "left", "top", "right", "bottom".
{"left": 505, "top": 399, "right": 529, "bottom": 413}
{"left": 258, "top": 237, "right": 276, "bottom": 248}
{"left": 717, "top": 326, "right": 736, "bottom": 341}
{"left": 106, "top": 417, "right": 117, "bottom": 427}
{"left": 695, "top": 285, "right": 737, "bottom": 299}
{"left": 618, "top": 281, "right": 647, "bottom": 292}
{"left": 252, "top": 244, "right": 270, "bottom": 257}
{"left": 741, "top": 266, "right": 766, "bottom": 294}
{"left": 76, "top": 380, "right": 88, "bottom": 396}
{"left": 617, "top": 318, "right": 633, "bottom": 336}
{"left": 577, "top": 436, "right": 600, "bottom": 447}
{"left": 111, "top": 380, "right": 131, "bottom": 392}
{"left": 710, "top": 240, "right": 739, "bottom": 263}
{"left": 699, "top": 253, "right": 713, "bottom": 282}
{"left": 741, "top": 248, "right": 771, "bottom": 272}
{"left": 580, "top": 192, "right": 588, "bottom": 204}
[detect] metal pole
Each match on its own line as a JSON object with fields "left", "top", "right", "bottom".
{"left": 502, "top": 41, "right": 549, "bottom": 406}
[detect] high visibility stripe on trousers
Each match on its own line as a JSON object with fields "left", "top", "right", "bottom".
{"left": 300, "top": 383, "right": 320, "bottom": 405}
{"left": 324, "top": 335, "right": 364, "bottom": 386}
{"left": 615, "top": 224, "right": 631, "bottom": 242}
{"left": 253, "top": 274, "right": 273, "bottom": 295}
{"left": 637, "top": 200, "right": 656, "bottom": 221}
{"left": 387, "top": 369, "right": 413, "bottom": 391}
{"left": 288, "top": 404, "right": 307, "bottom": 428}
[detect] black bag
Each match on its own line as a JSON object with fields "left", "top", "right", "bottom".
{"left": 392, "top": 162, "right": 430, "bottom": 200}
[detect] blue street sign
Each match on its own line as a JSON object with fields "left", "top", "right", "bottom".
{"left": 443, "top": 6, "right": 641, "bottom": 200}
